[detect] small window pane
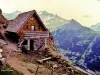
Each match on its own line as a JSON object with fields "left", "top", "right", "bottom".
{"left": 31, "top": 26, "right": 34, "bottom": 31}
{"left": 25, "top": 25, "right": 28, "bottom": 30}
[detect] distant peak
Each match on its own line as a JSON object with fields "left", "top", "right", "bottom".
{"left": 55, "top": 14, "right": 59, "bottom": 17}
{"left": 39, "top": 11, "right": 54, "bottom": 17}
{"left": 91, "top": 22, "right": 100, "bottom": 27}
{"left": 63, "top": 19, "right": 83, "bottom": 28}
{"left": 68, "top": 19, "right": 81, "bottom": 25}
{"left": 39, "top": 11, "right": 48, "bottom": 14}
{"left": 13, "top": 10, "right": 21, "bottom": 13}
{"left": 70, "top": 19, "right": 77, "bottom": 23}
{"left": 96, "top": 22, "right": 100, "bottom": 25}
{"left": 15, "top": 10, "right": 20, "bottom": 12}
{"left": 71, "top": 19, "right": 75, "bottom": 21}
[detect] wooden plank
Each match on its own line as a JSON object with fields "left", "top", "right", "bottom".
{"left": 25, "top": 31, "right": 49, "bottom": 33}
{"left": 37, "top": 57, "right": 52, "bottom": 63}
{"left": 24, "top": 34, "right": 49, "bottom": 37}
{"left": 27, "top": 39, "right": 30, "bottom": 50}
{"left": 24, "top": 32, "right": 49, "bottom": 38}
{"left": 24, "top": 33, "right": 49, "bottom": 36}
{"left": 24, "top": 36, "right": 49, "bottom": 39}
{"left": 24, "top": 35, "right": 49, "bottom": 38}
{"left": 24, "top": 31, "right": 49, "bottom": 35}
{"left": 24, "top": 33, "right": 49, "bottom": 35}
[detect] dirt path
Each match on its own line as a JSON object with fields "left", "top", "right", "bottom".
{"left": 1, "top": 40, "right": 54, "bottom": 75}
{"left": 8, "top": 56, "right": 33, "bottom": 75}
{"left": 7, "top": 51, "right": 56, "bottom": 75}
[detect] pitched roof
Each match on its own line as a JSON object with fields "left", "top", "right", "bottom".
{"left": 6, "top": 10, "right": 47, "bottom": 33}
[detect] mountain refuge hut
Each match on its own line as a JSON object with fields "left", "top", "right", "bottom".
{"left": 5, "top": 10, "right": 55, "bottom": 52}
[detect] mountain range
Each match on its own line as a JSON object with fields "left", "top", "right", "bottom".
{"left": 38, "top": 11, "right": 67, "bottom": 31}
{"left": 53, "top": 19, "right": 100, "bottom": 72}
{"left": 3, "top": 10, "right": 100, "bottom": 74}
{"left": 90, "top": 23, "right": 100, "bottom": 32}
{"left": 3, "top": 10, "right": 21, "bottom": 20}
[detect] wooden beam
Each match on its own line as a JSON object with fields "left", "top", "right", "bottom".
{"left": 37, "top": 57, "right": 52, "bottom": 63}
{"left": 24, "top": 31, "right": 49, "bottom": 38}
{"left": 24, "top": 36, "right": 48, "bottom": 39}
{"left": 24, "top": 34, "right": 49, "bottom": 37}
{"left": 27, "top": 39, "right": 30, "bottom": 50}
{"left": 45, "top": 38, "right": 48, "bottom": 48}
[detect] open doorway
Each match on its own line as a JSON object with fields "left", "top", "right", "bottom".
{"left": 30, "top": 39, "right": 34, "bottom": 51}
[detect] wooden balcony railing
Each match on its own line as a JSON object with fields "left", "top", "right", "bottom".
{"left": 24, "top": 31, "right": 49, "bottom": 39}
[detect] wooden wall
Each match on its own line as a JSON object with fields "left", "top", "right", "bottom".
{"left": 18, "top": 14, "right": 46, "bottom": 36}
{"left": 17, "top": 14, "right": 56, "bottom": 51}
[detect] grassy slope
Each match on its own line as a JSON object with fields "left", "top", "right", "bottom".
{"left": 0, "top": 64, "right": 23, "bottom": 75}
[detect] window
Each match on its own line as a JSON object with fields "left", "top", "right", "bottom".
{"left": 25, "top": 25, "right": 28, "bottom": 30}
{"left": 31, "top": 26, "right": 34, "bottom": 31}
{"left": 30, "top": 17, "right": 34, "bottom": 20}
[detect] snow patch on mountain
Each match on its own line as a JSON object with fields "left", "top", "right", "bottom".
{"left": 78, "top": 36, "right": 97, "bottom": 68}
{"left": 38, "top": 11, "right": 67, "bottom": 31}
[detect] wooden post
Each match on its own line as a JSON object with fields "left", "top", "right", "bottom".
{"left": 51, "top": 67, "right": 54, "bottom": 75}
{"left": 27, "top": 39, "right": 30, "bottom": 50}
{"left": 3, "top": 49, "right": 12, "bottom": 69}
{"left": 45, "top": 38, "right": 48, "bottom": 48}
{"left": 37, "top": 57, "right": 52, "bottom": 63}
{"left": 35, "top": 66, "right": 39, "bottom": 75}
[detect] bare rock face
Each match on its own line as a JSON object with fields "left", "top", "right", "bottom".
{"left": 0, "top": 9, "right": 2, "bottom": 15}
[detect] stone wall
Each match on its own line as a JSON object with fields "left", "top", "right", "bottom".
{"left": 34, "top": 38, "right": 45, "bottom": 50}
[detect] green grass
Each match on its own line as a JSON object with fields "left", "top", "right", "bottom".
{"left": 0, "top": 64, "right": 23, "bottom": 75}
